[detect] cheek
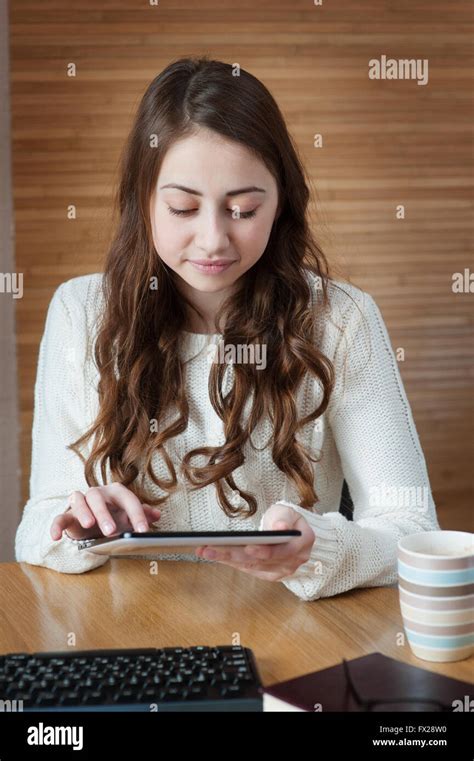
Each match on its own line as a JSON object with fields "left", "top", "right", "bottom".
{"left": 237, "top": 219, "right": 273, "bottom": 261}
{"left": 151, "top": 214, "right": 188, "bottom": 265}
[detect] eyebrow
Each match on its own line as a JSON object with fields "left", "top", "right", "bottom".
{"left": 159, "top": 183, "right": 267, "bottom": 198}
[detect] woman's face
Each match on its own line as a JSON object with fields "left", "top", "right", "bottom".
{"left": 149, "top": 128, "right": 280, "bottom": 300}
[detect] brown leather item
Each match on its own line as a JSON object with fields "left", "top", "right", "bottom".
{"left": 263, "top": 652, "right": 473, "bottom": 712}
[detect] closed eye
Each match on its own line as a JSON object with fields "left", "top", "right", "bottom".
{"left": 167, "top": 207, "right": 257, "bottom": 219}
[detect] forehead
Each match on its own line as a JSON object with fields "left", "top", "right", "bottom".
{"left": 157, "top": 128, "right": 276, "bottom": 193}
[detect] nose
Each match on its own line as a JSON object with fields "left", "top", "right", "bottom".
{"left": 194, "top": 208, "right": 231, "bottom": 254}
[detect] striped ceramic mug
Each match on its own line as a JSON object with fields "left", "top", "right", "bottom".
{"left": 398, "top": 531, "right": 474, "bottom": 663}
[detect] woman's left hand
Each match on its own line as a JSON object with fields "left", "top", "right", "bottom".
{"left": 195, "top": 503, "right": 316, "bottom": 582}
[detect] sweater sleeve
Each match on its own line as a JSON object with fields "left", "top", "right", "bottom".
{"left": 15, "top": 281, "right": 110, "bottom": 574}
{"left": 261, "top": 290, "right": 440, "bottom": 602}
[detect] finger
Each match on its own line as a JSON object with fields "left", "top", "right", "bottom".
{"left": 201, "top": 545, "right": 276, "bottom": 564}
{"left": 261, "top": 503, "right": 301, "bottom": 531}
{"left": 273, "top": 520, "right": 290, "bottom": 530}
{"left": 142, "top": 505, "right": 162, "bottom": 522}
{"left": 106, "top": 484, "right": 153, "bottom": 533}
{"left": 244, "top": 543, "right": 274, "bottom": 560}
{"left": 261, "top": 504, "right": 315, "bottom": 560}
{"left": 50, "top": 509, "right": 77, "bottom": 540}
{"left": 202, "top": 533, "right": 295, "bottom": 563}
{"left": 263, "top": 515, "right": 314, "bottom": 561}
{"left": 68, "top": 491, "right": 97, "bottom": 530}
{"left": 50, "top": 496, "right": 160, "bottom": 542}
{"left": 83, "top": 488, "right": 118, "bottom": 535}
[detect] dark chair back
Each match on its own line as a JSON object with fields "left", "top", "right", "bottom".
{"left": 339, "top": 479, "right": 353, "bottom": 521}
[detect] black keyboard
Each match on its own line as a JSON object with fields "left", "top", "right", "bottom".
{"left": 0, "top": 646, "right": 263, "bottom": 712}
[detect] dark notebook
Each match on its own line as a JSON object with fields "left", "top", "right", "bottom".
{"left": 262, "top": 652, "right": 473, "bottom": 712}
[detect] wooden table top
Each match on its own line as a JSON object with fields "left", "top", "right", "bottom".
{"left": 0, "top": 559, "right": 472, "bottom": 686}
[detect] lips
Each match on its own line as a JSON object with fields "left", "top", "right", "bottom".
{"left": 189, "top": 259, "right": 235, "bottom": 266}
{"left": 187, "top": 259, "right": 236, "bottom": 275}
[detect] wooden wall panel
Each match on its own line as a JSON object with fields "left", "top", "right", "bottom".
{"left": 9, "top": 0, "right": 473, "bottom": 531}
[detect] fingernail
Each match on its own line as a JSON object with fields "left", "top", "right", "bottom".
{"left": 103, "top": 522, "right": 114, "bottom": 535}
{"left": 138, "top": 521, "right": 148, "bottom": 532}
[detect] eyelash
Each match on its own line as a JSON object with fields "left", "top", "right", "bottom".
{"left": 167, "top": 207, "right": 257, "bottom": 219}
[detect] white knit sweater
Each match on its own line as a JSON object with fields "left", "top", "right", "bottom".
{"left": 14, "top": 271, "right": 440, "bottom": 601}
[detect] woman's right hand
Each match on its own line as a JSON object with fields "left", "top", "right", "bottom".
{"left": 50, "top": 483, "right": 162, "bottom": 541}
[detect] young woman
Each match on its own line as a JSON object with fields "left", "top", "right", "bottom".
{"left": 15, "top": 57, "right": 439, "bottom": 601}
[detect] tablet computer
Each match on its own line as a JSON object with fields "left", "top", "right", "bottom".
{"left": 76, "top": 530, "right": 301, "bottom": 556}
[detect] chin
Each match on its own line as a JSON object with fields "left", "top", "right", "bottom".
{"left": 187, "top": 276, "right": 238, "bottom": 293}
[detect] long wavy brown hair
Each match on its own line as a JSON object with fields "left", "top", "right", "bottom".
{"left": 69, "top": 56, "right": 339, "bottom": 518}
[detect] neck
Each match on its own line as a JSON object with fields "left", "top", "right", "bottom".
{"left": 178, "top": 278, "right": 237, "bottom": 334}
